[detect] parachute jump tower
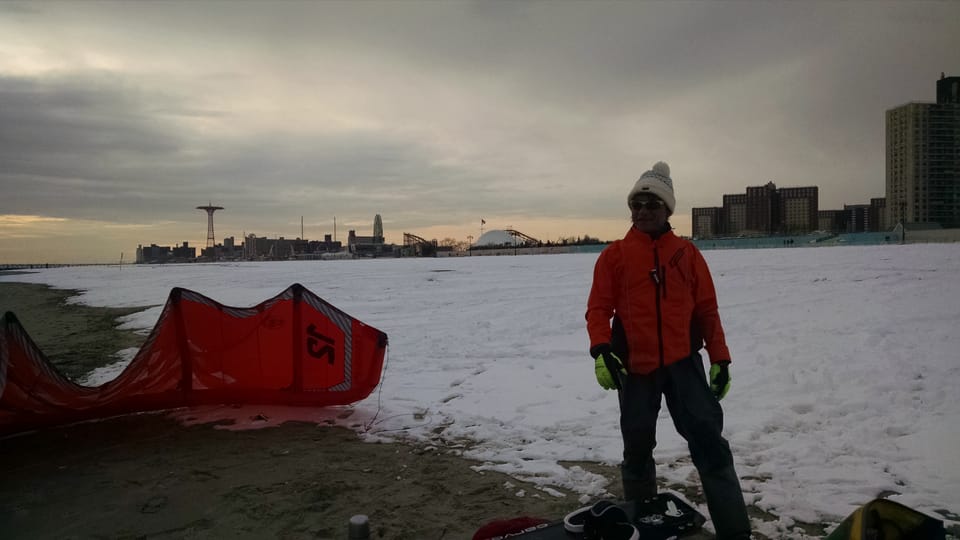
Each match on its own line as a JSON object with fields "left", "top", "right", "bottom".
{"left": 196, "top": 203, "right": 224, "bottom": 249}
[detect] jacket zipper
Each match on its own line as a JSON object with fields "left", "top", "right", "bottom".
{"left": 652, "top": 245, "right": 665, "bottom": 369}
{"left": 661, "top": 264, "right": 667, "bottom": 300}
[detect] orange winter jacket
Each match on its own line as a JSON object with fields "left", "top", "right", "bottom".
{"left": 586, "top": 227, "right": 731, "bottom": 374}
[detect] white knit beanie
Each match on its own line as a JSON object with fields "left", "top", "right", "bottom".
{"left": 628, "top": 161, "right": 675, "bottom": 214}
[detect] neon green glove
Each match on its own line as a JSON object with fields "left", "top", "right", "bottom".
{"left": 591, "top": 344, "right": 626, "bottom": 390}
{"left": 710, "top": 361, "right": 731, "bottom": 400}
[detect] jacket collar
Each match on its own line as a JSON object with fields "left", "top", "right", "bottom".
{"left": 627, "top": 222, "right": 673, "bottom": 243}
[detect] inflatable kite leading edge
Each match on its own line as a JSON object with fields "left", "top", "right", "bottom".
{"left": 0, "top": 283, "right": 388, "bottom": 436}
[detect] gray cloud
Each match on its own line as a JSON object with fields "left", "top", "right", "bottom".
{"left": 0, "top": 75, "right": 191, "bottom": 217}
{"left": 0, "top": 72, "right": 542, "bottom": 235}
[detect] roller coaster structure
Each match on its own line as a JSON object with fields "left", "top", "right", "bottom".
{"left": 504, "top": 229, "right": 540, "bottom": 246}
{"left": 403, "top": 232, "right": 436, "bottom": 256}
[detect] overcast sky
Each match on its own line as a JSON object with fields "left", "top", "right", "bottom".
{"left": 1, "top": 1, "right": 958, "bottom": 263}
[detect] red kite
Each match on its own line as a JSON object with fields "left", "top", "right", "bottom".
{"left": 1, "top": 284, "right": 387, "bottom": 436}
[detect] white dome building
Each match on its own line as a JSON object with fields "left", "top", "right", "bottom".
{"left": 474, "top": 229, "right": 518, "bottom": 247}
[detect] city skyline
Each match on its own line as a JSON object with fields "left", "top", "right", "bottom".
{"left": 134, "top": 178, "right": 885, "bottom": 259}
{"left": 2, "top": 2, "right": 959, "bottom": 263}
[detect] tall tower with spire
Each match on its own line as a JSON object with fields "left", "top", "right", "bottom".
{"left": 373, "top": 214, "right": 384, "bottom": 242}
{"left": 196, "top": 203, "right": 224, "bottom": 249}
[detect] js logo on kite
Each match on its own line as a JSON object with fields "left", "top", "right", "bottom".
{"left": 306, "top": 324, "right": 336, "bottom": 365}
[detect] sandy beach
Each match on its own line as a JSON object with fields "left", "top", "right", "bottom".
{"left": 0, "top": 281, "right": 147, "bottom": 381}
{"left": 2, "top": 411, "right": 586, "bottom": 539}
{"left": 1, "top": 282, "right": 631, "bottom": 539}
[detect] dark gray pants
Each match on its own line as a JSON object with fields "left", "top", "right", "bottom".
{"left": 619, "top": 353, "right": 751, "bottom": 540}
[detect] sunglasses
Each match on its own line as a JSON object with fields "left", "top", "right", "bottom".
{"left": 630, "top": 198, "right": 665, "bottom": 211}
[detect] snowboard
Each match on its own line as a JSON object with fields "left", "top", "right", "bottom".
{"left": 493, "top": 492, "right": 706, "bottom": 539}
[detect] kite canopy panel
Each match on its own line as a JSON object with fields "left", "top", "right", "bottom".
{"left": 0, "top": 283, "right": 388, "bottom": 436}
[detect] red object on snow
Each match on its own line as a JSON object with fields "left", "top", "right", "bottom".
{"left": 472, "top": 516, "right": 551, "bottom": 539}
{"left": 0, "top": 283, "right": 387, "bottom": 436}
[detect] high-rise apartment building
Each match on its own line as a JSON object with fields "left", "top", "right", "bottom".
{"left": 818, "top": 210, "right": 846, "bottom": 233}
{"left": 745, "top": 182, "right": 778, "bottom": 235}
{"left": 779, "top": 186, "right": 819, "bottom": 234}
{"left": 886, "top": 74, "right": 960, "bottom": 228}
{"left": 692, "top": 207, "right": 723, "bottom": 238}
{"left": 870, "top": 198, "right": 888, "bottom": 232}
{"left": 723, "top": 194, "right": 747, "bottom": 235}
{"left": 844, "top": 204, "right": 872, "bottom": 233}
{"left": 696, "top": 184, "right": 820, "bottom": 237}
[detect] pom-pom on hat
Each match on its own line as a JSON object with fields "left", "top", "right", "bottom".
{"left": 628, "top": 161, "right": 675, "bottom": 214}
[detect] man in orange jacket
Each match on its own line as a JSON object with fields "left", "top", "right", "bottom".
{"left": 585, "top": 162, "right": 751, "bottom": 540}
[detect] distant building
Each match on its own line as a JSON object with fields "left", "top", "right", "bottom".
{"left": 136, "top": 242, "right": 195, "bottom": 264}
{"left": 306, "top": 234, "right": 343, "bottom": 254}
{"left": 692, "top": 207, "right": 723, "bottom": 239}
{"left": 239, "top": 233, "right": 343, "bottom": 260}
{"left": 723, "top": 194, "right": 747, "bottom": 235}
{"left": 886, "top": 74, "right": 960, "bottom": 228}
{"left": 818, "top": 210, "right": 846, "bottom": 233}
{"left": 778, "top": 186, "right": 818, "bottom": 234}
{"left": 373, "top": 214, "right": 384, "bottom": 240}
{"left": 696, "top": 183, "right": 819, "bottom": 237}
{"left": 474, "top": 229, "right": 518, "bottom": 246}
{"left": 173, "top": 242, "right": 196, "bottom": 259}
{"left": 136, "top": 244, "right": 170, "bottom": 263}
{"left": 348, "top": 214, "right": 391, "bottom": 257}
{"left": 244, "top": 234, "right": 296, "bottom": 259}
{"left": 218, "top": 236, "right": 242, "bottom": 259}
{"left": 870, "top": 198, "right": 888, "bottom": 232}
{"left": 844, "top": 204, "right": 872, "bottom": 233}
{"left": 745, "top": 182, "right": 778, "bottom": 235}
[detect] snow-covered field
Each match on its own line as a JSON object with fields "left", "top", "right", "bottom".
{"left": 3, "top": 243, "right": 958, "bottom": 537}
